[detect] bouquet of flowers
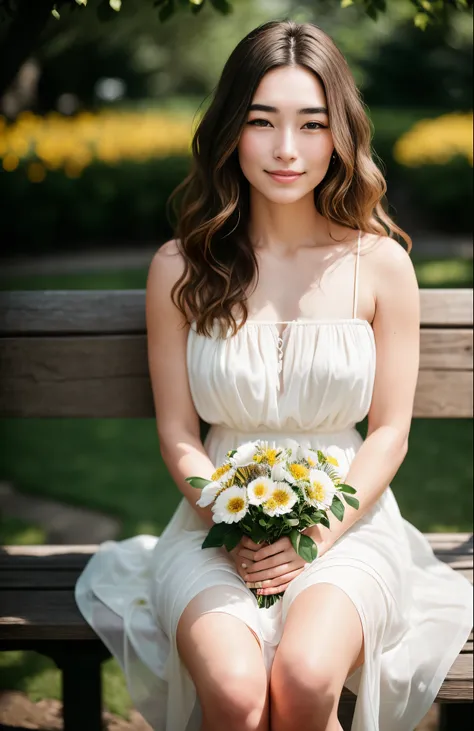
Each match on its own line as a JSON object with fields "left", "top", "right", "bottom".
{"left": 185, "top": 439, "right": 359, "bottom": 608}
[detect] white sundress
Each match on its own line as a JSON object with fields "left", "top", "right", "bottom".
{"left": 75, "top": 232, "right": 473, "bottom": 731}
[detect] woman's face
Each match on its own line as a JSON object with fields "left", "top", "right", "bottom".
{"left": 237, "top": 65, "right": 334, "bottom": 204}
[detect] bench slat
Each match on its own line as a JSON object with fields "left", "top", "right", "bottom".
{"left": 1, "top": 335, "right": 472, "bottom": 418}
{"left": 0, "top": 589, "right": 471, "bottom": 681}
{"left": 1, "top": 563, "right": 469, "bottom": 588}
{"left": 1, "top": 289, "right": 471, "bottom": 335}
{"left": 420, "top": 329, "right": 473, "bottom": 370}
{"left": 414, "top": 370, "right": 473, "bottom": 417}
{"left": 0, "top": 590, "right": 97, "bottom": 641}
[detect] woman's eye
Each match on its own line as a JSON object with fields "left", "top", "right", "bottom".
{"left": 247, "top": 119, "right": 327, "bottom": 130}
{"left": 304, "top": 122, "right": 326, "bottom": 130}
{"left": 247, "top": 119, "right": 271, "bottom": 127}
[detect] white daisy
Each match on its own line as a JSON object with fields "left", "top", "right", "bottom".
{"left": 212, "top": 485, "right": 248, "bottom": 524}
{"left": 299, "top": 446, "right": 321, "bottom": 468}
{"left": 303, "top": 469, "right": 337, "bottom": 511}
{"left": 270, "top": 461, "right": 292, "bottom": 483}
{"left": 230, "top": 441, "right": 259, "bottom": 467}
{"left": 247, "top": 476, "right": 274, "bottom": 505}
{"left": 210, "top": 461, "right": 236, "bottom": 484}
{"left": 262, "top": 482, "right": 299, "bottom": 516}
{"left": 196, "top": 480, "right": 224, "bottom": 508}
{"left": 280, "top": 438, "right": 301, "bottom": 457}
{"left": 325, "top": 446, "right": 348, "bottom": 481}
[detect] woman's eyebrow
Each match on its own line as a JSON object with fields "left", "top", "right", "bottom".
{"left": 248, "top": 103, "right": 328, "bottom": 115}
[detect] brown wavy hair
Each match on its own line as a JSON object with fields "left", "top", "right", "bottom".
{"left": 169, "top": 19, "right": 412, "bottom": 338}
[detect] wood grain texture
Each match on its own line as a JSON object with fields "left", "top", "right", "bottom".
{"left": 1, "top": 289, "right": 471, "bottom": 334}
{"left": 414, "top": 370, "right": 473, "bottom": 417}
{"left": 1, "top": 289, "right": 472, "bottom": 417}
{"left": 1, "top": 336, "right": 472, "bottom": 417}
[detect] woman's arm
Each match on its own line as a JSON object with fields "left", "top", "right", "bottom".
{"left": 304, "top": 236, "right": 421, "bottom": 550}
{"left": 146, "top": 239, "right": 217, "bottom": 529}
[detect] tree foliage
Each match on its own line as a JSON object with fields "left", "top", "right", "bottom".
{"left": 0, "top": 0, "right": 472, "bottom": 26}
{"left": 0, "top": 0, "right": 471, "bottom": 98}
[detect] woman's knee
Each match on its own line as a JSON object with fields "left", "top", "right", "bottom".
{"left": 203, "top": 666, "right": 268, "bottom": 725}
{"left": 271, "top": 645, "right": 341, "bottom": 703}
{"left": 177, "top": 604, "right": 268, "bottom": 725}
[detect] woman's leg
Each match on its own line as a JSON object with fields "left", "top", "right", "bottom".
{"left": 176, "top": 588, "right": 270, "bottom": 731}
{"left": 270, "top": 582, "right": 364, "bottom": 731}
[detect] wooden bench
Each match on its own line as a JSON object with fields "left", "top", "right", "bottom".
{"left": 0, "top": 288, "right": 472, "bottom": 731}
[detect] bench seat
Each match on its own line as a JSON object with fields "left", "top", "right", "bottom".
{"left": 0, "top": 533, "right": 472, "bottom": 730}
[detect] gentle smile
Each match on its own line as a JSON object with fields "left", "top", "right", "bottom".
{"left": 266, "top": 170, "right": 304, "bottom": 182}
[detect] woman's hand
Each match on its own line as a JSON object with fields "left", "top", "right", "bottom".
{"left": 243, "top": 528, "right": 331, "bottom": 597}
{"left": 228, "top": 536, "right": 269, "bottom": 583}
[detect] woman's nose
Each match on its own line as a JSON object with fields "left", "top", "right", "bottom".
{"left": 274, "top": 129, "right": 297, "bottom": 161}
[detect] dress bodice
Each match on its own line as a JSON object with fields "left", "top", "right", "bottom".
{"left": 186, "top": 229, "right": 376, "bottom": 435}
{"left": 186, "top": 317, "right": 376, "bottom": 434}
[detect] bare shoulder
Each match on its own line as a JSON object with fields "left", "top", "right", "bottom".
{"left": 362, "top": 232, "right": 417, "bottom": 287}
{"left": 146, "top": 239, "right": 188, "bottom": 327}
{"left": 362, "top": 233, "right": 419, "bottom": 326}
{"left": 148, "top": 238, "right": 185, "bottom": 285}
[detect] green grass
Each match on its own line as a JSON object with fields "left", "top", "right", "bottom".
{"left": 0, "top": 256, "right": 472, "bottom": 292}
{"left": 0, "top": 268, "right": 150, "bottom": 292}
{"left": 0, "top": 517, "right": 47, "bottom": 545}
{"left": 0, "top": 259, "right": 472, "bottom": 717}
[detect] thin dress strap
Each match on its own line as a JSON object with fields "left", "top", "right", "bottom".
{"left": 352, "top": 230, "right": 361, "bottom": 319}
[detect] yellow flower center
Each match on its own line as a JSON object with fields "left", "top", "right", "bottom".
{"left": 226, "top": 496, "right": 245, "bottom": 514}
{"left": 264, "top": 497, "right": 278, "bottom": 511}
{"left": 253, "top": 482, "right": 267, "bottom": 498}
{"left": 289, "top": 463, "right": 309, "bottom": 480}
{"left": 272, "top": 489, "right": 290, "bottom": 507}
{"left": 327, "top": 456, "right": 339, "bottom": 467}
{"left": 253, "top": 448, "right": 279, "bottom": 466}
{"left": 307, "top": 480, "right": 325, "bottom": 502}
{"left": 212, "top": 463, "right": 231, "bottom": 481}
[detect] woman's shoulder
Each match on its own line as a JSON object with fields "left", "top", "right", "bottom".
{"left": 361, "top": 232, "right": 415, "bottom": 274}
{"left": 361, "top": 232, "right": 419, "bottom": 307}
{"left": 148, "top": 239, "right": 186, "bottom": 286}
{"left": 147, "top": 239, "right": 190, "bottom": 325}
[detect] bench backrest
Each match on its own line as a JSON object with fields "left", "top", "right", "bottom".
{"left": 0, "top": 289, "right": 472, "bottom": 418}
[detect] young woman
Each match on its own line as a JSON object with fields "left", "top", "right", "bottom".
{"left": 75, "top": 19, "right": 473, "bottom": 731}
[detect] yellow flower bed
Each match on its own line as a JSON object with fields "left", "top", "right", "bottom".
{"left": 0, "top": 109, "right": 194, "bottom": 179}
{"left": 394, "top": 112, "right": 473, "bottom": 167}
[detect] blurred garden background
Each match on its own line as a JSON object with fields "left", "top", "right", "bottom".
{"left": 0, "top": 0, "right": 472, "bottom": 728}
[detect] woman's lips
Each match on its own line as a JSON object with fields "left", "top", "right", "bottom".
{"left": 266, "top": 171, "right": 304, "bottom": 183}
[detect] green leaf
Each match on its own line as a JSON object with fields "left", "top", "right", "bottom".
{"left": 320, "top": 515, "right": 331, "bottom": 529}
{"left": 330, "top": 494, "right": 345, "bottom": 522}
{"left": 337, "top": 483, "right": 357, "bottom": 494}
{"left": 342, "top": 494, "right": 360, "bottom": 509}
{"left": 185, "top": 476, "right": 211, "bottom": 489}
{"left": 223, "top": 526, "right": 242, "bottom": 552}
{"left": 290, "top": 529, "right": 318, "bottom": 562}
{"left": 97, "top": 0, "right": 117, "bottom": 21}
{"left": 341, "top": 0, "right": 353, "bottom": 7}
{"left": 414, "top": 11, "right": 430, "bottom": 29}
{"left": 202, "top": 522, "right": 233, "bottom": 548}
{"left": 366, "top": 5, "right": 378, "bottom": 20}
{"left": 249, "top": 524, "right": 268, "bottom": 543}
{"left": 159, "top": 0, "right": 175, "bottom": 21}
